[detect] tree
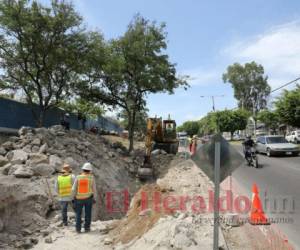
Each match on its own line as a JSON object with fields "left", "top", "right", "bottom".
{"left": 0, "top": 0, "right": 100, "bottom": 126}
{"left": 232, "top": 109, "right": 250, "bottom": 132}
{"left": 198, "top": 113, "right": 217, "bottom": 136}
{"left": 177, "top": 121, "right": 199, "bottom": 136}
{"left": 257, "top": 109, "right": 280, "bottom": 132}
{"left": 59, "top": 98, "right": 105, "bottom": 120}
{"left": 82, "top": 15, "right": 188, "bottom": 152}
{"left": 118, "top": 108, "right": 148, "bottom": 134}
{"left": 223, "top": 62, "right": 271, "bottom": 114}
{"left": 274, "top": 85, "right": 300, "bottom": 127}
{"left": 212, "top": 109, "right": 249, "bottom": 139}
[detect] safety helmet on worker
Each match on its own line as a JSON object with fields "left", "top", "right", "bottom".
{"left": 82, "top": 162, "right": 93, "bottom": 171}
{"left": 61, "top": 163, "right": 72, "bottom": 173}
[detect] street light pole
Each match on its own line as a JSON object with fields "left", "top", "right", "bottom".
{"left": 212, "top": 96, "right": 215, "bottom": 112}
{"left": 200, "top": 95, "right": 225, "bottom": 112}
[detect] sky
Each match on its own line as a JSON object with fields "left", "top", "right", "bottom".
{"left": 43, "top": 0, "right": 300, "bottom": 124}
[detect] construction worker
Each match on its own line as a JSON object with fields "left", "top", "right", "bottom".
{"left": 72, "top": 162, "right": 97, "bottom": 233}
{"left": 191, "top": 135, "right": 198, "bottom": 155}
{"left": 55, "top": 164, "right": 75, "bottom": 226}
{"left": 188, "top": 135, "right": 193, "bottom": 152}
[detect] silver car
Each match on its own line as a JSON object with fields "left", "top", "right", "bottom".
{"left": 256, "top": 135, "right": 299, "bottom": 157}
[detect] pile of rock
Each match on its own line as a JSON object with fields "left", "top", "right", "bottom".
{"left": 0, "top": 125, "right": 146, "bottom": 249}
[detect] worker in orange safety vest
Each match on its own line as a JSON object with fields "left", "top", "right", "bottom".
{"left": 72, "top": 162, "right": 97, "bottom": 233}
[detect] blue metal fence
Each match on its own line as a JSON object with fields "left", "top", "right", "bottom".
{"left": 0, "top": 97, "right": 122, "bottom": 133}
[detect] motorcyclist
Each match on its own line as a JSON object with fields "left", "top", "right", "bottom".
{"left": 242, "top": 135, "right": 255, "bottom": 159}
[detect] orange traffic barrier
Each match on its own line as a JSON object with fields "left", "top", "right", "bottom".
{"left": 249, "top": 183, "right": 270, "bottom": 225}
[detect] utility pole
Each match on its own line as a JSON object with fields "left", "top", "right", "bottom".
{"left": 200, "top": 95, "right": 225, "bottom": 112}
{"left": 250, "top": 87, "right": 257, "bottom": 137}
{"left": 199, "top": 94, "right": 224, "bottom": 250}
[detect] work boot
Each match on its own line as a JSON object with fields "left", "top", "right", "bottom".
{"left": 84, "top": 228, "right": 90, "bottom": 233}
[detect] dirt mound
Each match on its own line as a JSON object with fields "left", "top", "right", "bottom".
{"left": 110, "top": 184, "right": 173, "bottom": 244}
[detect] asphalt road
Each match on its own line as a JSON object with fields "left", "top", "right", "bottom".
{"left": 232, "top": 143, "right": 300, "bottom": 248}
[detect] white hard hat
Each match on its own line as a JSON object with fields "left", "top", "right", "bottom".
{"left": 82, "top": 162, "right": 93, "bottom": 171}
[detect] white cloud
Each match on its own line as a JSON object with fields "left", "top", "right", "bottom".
{"left": 180, "top": 68, "right": 220, "bottom": 86}
{"left": 183, "top": 113, "right": 204, "bottom": 121}
{"left": 224, "top": 21, "right": 300, "bottom": 90}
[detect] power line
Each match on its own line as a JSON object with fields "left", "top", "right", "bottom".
{"left": 271, "top": 77, "right": 300, "bottom": 93}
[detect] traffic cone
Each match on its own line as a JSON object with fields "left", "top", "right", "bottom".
{"left": 249, "top": 183, "right": 270, "bottom": 225}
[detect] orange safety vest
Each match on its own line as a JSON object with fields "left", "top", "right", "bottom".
{"left": 76, "top": 174, "right": 94, "bottom": 200}
{"left": 58, "top": 175, "right": 72, "bottom": 198}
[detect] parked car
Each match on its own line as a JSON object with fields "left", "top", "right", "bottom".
{"left": 256, "top": 135, "right": 299, "bottom": 157}
{"left": 286, "top": 130, "right": 300, "bottom": 144}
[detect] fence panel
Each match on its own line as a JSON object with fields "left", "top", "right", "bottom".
{"left": 0, "top": 97, "right": 122, "bottom": 133}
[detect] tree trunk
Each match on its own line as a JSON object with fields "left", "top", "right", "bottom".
{"left": 36, "top": 109, "right": 45, "bottom": 128}
{"left": 128, "top": 110, "right": 136, "bottom": 153}
{"left": 230, "top": 131, "right": 234, "bottom": 141}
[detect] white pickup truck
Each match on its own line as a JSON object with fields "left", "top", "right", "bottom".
{"left": 286, "top": 130, "right": 300, "bottom": 144}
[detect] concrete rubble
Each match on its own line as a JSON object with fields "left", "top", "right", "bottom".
{"left": 0, "top": 126, "right": 146, "bottom": 249}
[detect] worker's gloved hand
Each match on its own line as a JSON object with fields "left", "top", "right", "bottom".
{"left": 92, "top": 198, "right": 96, "bottom": 204}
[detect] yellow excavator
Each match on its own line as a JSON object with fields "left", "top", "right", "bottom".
{"left": 137, "top": 115, "right": 179, "bottom": 180}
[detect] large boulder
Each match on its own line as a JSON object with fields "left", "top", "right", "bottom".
{"left": 13, "top": 165, "right": 33, "bottom": 178}
{"left": 64, "top": 157, "right": 80, "bottom": 170}
{"left": 0, "top": 156, "right": 9, "bottom": 167}
{"left": 0, "top": 163, "right": 12, "bottom": 175}
{"left": 0, "top": 175, "right": 49, "bottom": 246}
{"left": 49, "top": 125, "right": 65, "bottom": 136}
{"left": 8, "top": 164, "right": 20, "bottom": 175}
{"left": 27, "top": 153, "right": 48, "bottom": 166}
{"left": 31, "top": 163, "right": 55, "bottom": 176}
{"left": 8, "top": 150, "right": 28, "bottom": 164}
{"left": 22, "top": 145, "right": 32, "bottom": 154}
{"left": 18, "top": 127, "right": 32, "bottom": 136}
{"left": 49, "top": 155, "right": 63, "bottom": 171}
{"left": 34, "top": 127, "right": 48, "bottom": 136}
{"left": 38, "top": 143, "right": 48, "bottom": 154}
{"left": 2, "top": 141, "right": 14, "bottom": 151}
{"left": 31, "top": 138, "right": 41, "bottom": 146}
{"left": 0, "top": 147, "right": 7, "bottom": 156}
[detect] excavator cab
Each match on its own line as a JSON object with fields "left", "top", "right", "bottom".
{"left": 163, "top": 120, "right": 177, "bottom": 142}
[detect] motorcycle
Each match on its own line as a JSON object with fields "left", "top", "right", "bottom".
{"left": 244, "top": 147, "right": 259, "bottom": 168}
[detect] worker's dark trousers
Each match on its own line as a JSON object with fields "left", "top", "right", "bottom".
{"left": 75, "top": 197, "right": 93, "bottom": 232}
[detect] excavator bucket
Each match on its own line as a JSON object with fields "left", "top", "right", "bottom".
{"left": 137, "top": 155, "right": 154, "bottom": 180}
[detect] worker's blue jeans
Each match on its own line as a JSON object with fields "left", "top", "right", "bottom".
{"left": 75, "top": 197, "right": 93, "bottom": 232}
{"left": 60, "top": 201, "right": 69, "bottom": 225}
